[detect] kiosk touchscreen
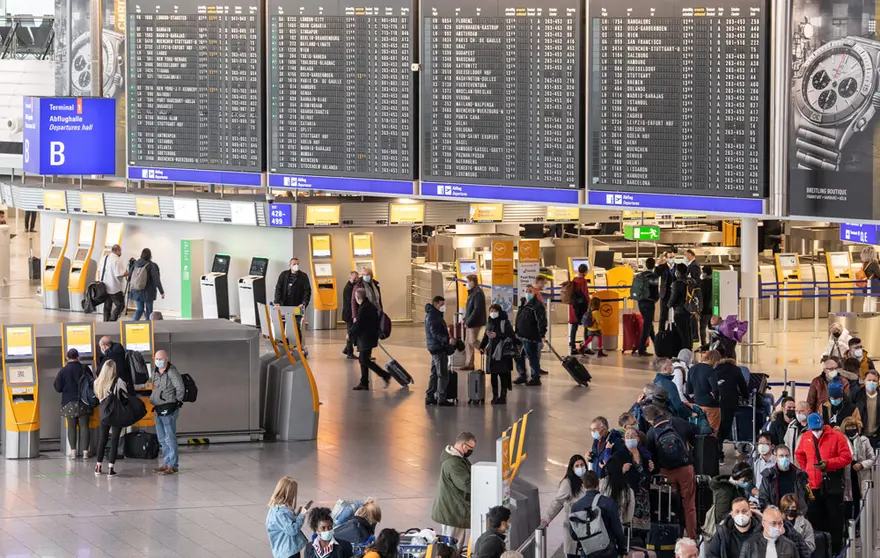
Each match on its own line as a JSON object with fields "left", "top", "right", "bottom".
{"left": 826, "top": 252, "right": 854, "bottom": 301}
{"left": 2, "top": 325, "right": 38, "bottom": 459}
{"left": 121, "top": 320, "right": 155, "bottom": 428}
{"left": 309, "top": 234, "right": 338, "bottom": 330}
{"left": 60, "top": 322, "right": 98, "bottom": 455}
{"left": 239, "top": 257, "right": 269, "bottom": 327}
{"left": 200, "top": 254, "right": 231, "bottom": 319}
{"left": 97, "top": 223, "right": 124, "bottom": 264}
{"left": 775, "top": 253, "right": 803, "bottom": 299}
{"left": 350, "top": 233, "right": 376, "bottom": 276}
{"left": 43, "top": 218, "right": 71, "bottom": 310}
{"left": 68, "top": 220, "right": 97, "bottom": 312}
{"left": 456, "top": 259, "right": 479, "bottom": 308}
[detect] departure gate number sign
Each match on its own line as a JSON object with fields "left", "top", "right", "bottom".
{"left": 269, "top": 203, "right": 293, "bottom": 227}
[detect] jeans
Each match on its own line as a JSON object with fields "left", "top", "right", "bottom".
{"left": 133, "top": 299, "right": 154, "bottom": 321}
{"left": 637, "top": 299, "right": 656, "bottom": 353}
{"left": 155, "top": 409, "right": 180, "bottom": 467}
{"left": 569, "top": 323, "right": 586, "bottom": 350}
{"left": 103, "top": 291, "right": 125, "bottom": 322}
{"left": 66, "top": 414, "right": 90, "bottom": 454}
{"left": 358, "top": 347, "right": 389, "bottom": 386}
{"left": 515, "top": 339, "right": 541, "bottom": 381}
{"left": 426, "top": 352, "right": 450, "bottom": 401}
{"left": 96, "top": 424, "right": 122, "bottom": 465}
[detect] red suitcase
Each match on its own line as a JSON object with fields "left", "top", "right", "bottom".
{"left": 622, "top": 313, "right": 644, "bottom": 352}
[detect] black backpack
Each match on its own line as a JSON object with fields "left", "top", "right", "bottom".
{"left": 654, "top": 420, "right": 689, "bottom": 470}
{"left": 125, "top": 350, "right": 149, "bottom": 384}
{"left": 571, "top": 290, "right": 588, "bottom": 321}
{"left": 78, "top": 371, "right": 98, "bottom": 408}
{"left": 684, "top": 278, "right": 703, "bottom": 314}
{"left": 181, "top": 373, "right": 198, "bottom": 403}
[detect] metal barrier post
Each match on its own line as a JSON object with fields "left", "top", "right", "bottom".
{"left": 535, "top": 526, "right": 546, "bottom": 558}
{"left": 847, "top": 292, "right": 853, "bottom": 313}
{"left": 861, "top": 479, "right": 873, "bottom": 558}
{"left": 847, "top": 519, "right": 856, "bottom": 558}
{"left": 787, "top": 380, "right": 796, "bottom": 401}
{"left": 783, "top": 297, "right": 789, "bottom": 332}
{"left": 546, "top": 297, "right": 552, "bottom": 352}
{"left": 813, "top": 285, "right": 820, "bottom": 339}
{"left": 769, "top": 293, "right": 776, "bottom": 348}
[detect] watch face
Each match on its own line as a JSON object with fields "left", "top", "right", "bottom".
{"left": 797, "top": 40, "right": 875, "bottom": 125}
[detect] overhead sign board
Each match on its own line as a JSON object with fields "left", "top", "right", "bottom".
{"left": 841, "top": 223, "right": 879, "bottom": 245}
{"left": 305, "top": 205, "right": 340, "bottom": 226}
{"left": 624, "top": 225, "right": 660, "bottom": 241}
{"left": 268, "top": 203, "right": 293, "bottom": 227}
{"left": 469, "top": 204, "right": 503, "bottom": 223}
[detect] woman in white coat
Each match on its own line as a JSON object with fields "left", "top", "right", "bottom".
{"left": 540, "top": 454, "right": 587, "bottom": 558}
{"left": 840, "top": 416, "right": 876, "bottom": 522}
{"left": 822, "top": 322, "right": 851, "bottom": 361}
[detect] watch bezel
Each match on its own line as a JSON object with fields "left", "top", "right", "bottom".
{"left": 796, "top": 39, "right": 875, "bottom": 126}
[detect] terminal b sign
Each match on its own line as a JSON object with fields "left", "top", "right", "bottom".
{"left": 623, "top": 225, "right": 660, "bottom": 241}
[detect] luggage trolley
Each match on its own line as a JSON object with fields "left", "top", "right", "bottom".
{"left": 729, "top": 371, "right": 770, "bottom": 454}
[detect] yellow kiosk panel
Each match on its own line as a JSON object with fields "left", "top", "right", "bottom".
{"left": 775, "top": 253, "right": 802, "bottom": 299}
{"left": 389, "top": 203, "right": 424, "bottom": 225}
{"left": 124, "top": 323, "right": 152, "bottom": 352}
{"left": 546, "top": 206, "right": 579, "bottom": 222}
{"left": 105, "top": 223, "right": 124, "bottom": 247}
{"left": 79, "top": 193, "right": 105, "bottom": 215}
{"left": 311, "top": 235, "right": 332, "bottom": 258}
{"left": 5, "top": 327, "right": 34, "bottom": 358}
{"left": 64, "top": 324, "right": 94, "bottom": 357}
{"left": 306, "top": 205, "right": 340, "bottom": 226}
{"left": 43, "top": 191, "right": 67, "bottom": 212}
{"left": 135, "top": 196, "right": 160, "bottom": 217}
{"left": 826, "top": 252, "right": 854, "bottom": 300}
{"left": 469, "top": 204, "right": 503, "bottom": 223}
{"left": 351, "top": 234, "right": 372, "bottom": 257}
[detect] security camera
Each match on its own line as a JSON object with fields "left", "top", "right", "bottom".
{"left": 265, "top": 192, "right": 275, "bottom": 203}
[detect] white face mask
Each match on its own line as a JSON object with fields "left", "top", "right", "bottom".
{"left": 364, "top": 275, "right": 372, "bottom": 283}
{"left": 767, "top": 526, "right": 783, "bottom": 540}
{"left": 319, "top": 530, "right": 334, "bottom": 542}
{"left": 796, "top": 413, "right": 808, "bottom": 423}
{"left": 489, "top": 311, "right": 499, "bottom": 319}
{"left": 439, "top": 304, "right": 446, "bottom": 313}
{"left": 290, "top": 264, "right": 299, "bottom": 273}
{"left": 854, "top": 348, "right": 864, "bottom": 359}
{"left": 733, "top": 514, "right": 751, "bottom": 528}
{"left": 758, "top": 444, "right": 771, "bottom": 456}
{"left": 573, "top": 466, "right": 586, "bottom": 478}
{"left": 826, "top": 369, "right": 838, "bottom": 379}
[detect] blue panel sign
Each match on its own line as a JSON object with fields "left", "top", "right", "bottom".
{"left": 23, "top": 97, "right": 116, "bottom": 175}
{"left": 268, "top": 203, "right": 293, "bottom": 227}
{"left": 422, "top": 182, "right": 580, "bottom": 205}
{"left": 268, "top": 174, "right": 414, "bottom": 196}
{"left": 840, "top": 223, "right": 879, "bottom": 245}
{"left": 587, "top": 190, "right": 764, "bottom": 215}
{"left": 128, "top": 166, "right": 264, "bottom": 187}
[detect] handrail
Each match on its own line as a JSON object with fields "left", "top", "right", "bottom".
{"left": 516, "top": 525, "right": 547, "bottom": 558}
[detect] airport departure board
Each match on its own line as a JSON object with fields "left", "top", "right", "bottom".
{"left": 126, "top": 0, "right": 264, "bottom": 185}
{"left": 268, "top": 0, "right": 416, "bottom": 181}
{"left": 588, "top": 0, "right": 768, "bottom": 198}
{"left": 420, "top": 0, "right": 582, "bottom": 190}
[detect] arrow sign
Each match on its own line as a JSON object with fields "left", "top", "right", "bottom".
{"left": 624, "top": 225, "right": 661, "bottom": 241}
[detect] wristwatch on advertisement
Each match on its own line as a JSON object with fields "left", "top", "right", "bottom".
{"left": 69, "top": 29, "right": 125, "bottom": 98}
{"left": 793, "top": 36, "right": 880, "bottom": 171}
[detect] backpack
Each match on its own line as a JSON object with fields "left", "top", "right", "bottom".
{"left": 125, "top": 350, "right": 149, "bottom": 384}
{"left": 582, "top": 309, "right": 594, "bottom": 329}
{"left": 130, "top": 263, "right": 149, "bottom": 291}
{"left": 684, "top": 277, "right": 703, "bottom": 314}
{"left": 560, "top": 281, "right": 575, "bottom": 305}
{"left": 569, "top": 495, "right": 611, "bottom": 556}
{"left": 630, "top": 272, "right": 652, "bottom": 301}
{"left": 78, "top": 371, "right": 98, "bottom": 408}
{"left": 571, "top": 290, "right": 588, "bottom": 321}
{"left": 654, "top": 420, "right": 690, "bottom": 470}
{"left": 181, "top": 373, "right": 198, "bottom": 402}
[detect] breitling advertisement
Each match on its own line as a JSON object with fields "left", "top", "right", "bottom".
{"left": 53, "top": 0, "right": 126, "bottom": 176}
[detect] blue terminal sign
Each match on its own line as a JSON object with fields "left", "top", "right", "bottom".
{"left": 268, "top": 203, "right": 293, "bottom": 227}
{"left": 587, "top": 190, "right": 764, "bottom": 215}
{"left": 23, "top": 97, "right": 116, "bottom": 175}
{"left": 840, "top": 223, "right": 879, "bottom": 245}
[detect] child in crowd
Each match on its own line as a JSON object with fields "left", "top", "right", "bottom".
{"left": 580, "top": 297, "right": 607, "bottom": 357}
{"left": 267, "top": 476, "right": 310, "bottom": 558}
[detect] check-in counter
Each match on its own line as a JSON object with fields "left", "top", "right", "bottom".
{"left": 3, "top": 319, "right": 261, "bottom": 450}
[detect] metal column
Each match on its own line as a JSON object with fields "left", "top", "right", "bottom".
{"left": 769, "top": 0, "right": 791, "bottom": 217}
{"left": 740, "top": 217, "right": 759, "bottom": 364}
{"left": 90, "top": 0, "right": 104, "bottom": 97}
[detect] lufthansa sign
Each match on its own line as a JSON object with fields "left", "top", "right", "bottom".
{"left": 22, "top": 97, "right": 116, "bottom": 175}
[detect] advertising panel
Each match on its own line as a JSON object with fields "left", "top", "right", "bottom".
{"left": 491, "top": 240, "right": 515, "bottom": 313}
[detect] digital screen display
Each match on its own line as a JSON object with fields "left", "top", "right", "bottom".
{"left": 79, "top": 193, "right": 105, "bottom": 215}
{"left": 421, "top": 0, "right": 581, "bottom": 189}
{"left": 571, "top": 258, "right": 590, "bottom": 272}
{"left": 212, "top": 255, "right": 231, "bottom": 273}
{"left": 588, "top": 0, "right": 769, "bottom": 199}
{"left": 311, "top": 235, "right": 332, "bottom": 257}
{"left": 458, "top": 260, "right": 478, "bottom": 274}
{"left": 314, "top": 263, "right": 333, "bottom": 277}
{"left": 389, "top": 203, "right": 425, "bottom": 224}
{"left": 778, "top": 254, "right": 798, "bottom": 268}
{"left": 172, "top": 198, "right": 200, "bottom": 222}
{"left": 47, "top": 246, "right": 63, "bottom": 260}
{"left": 73, "top": 248, "right": 89, "bottom": 261}
{"left": 230, "top": 202, "right": 257, "bottom": 226}
{"left": 135, "top": 196, "right": 160, "bottom": 217}
{"left": 267, "top": 0, "right": 415, "bottom": 181}
{"left": 831, "top": 253, "right": 850, "bottom": 269}
{"left": 305, "top": 206, "right": 341, "bottom": 226}
{"left": 249, "top": 258, "right": 269, "bottom": 276}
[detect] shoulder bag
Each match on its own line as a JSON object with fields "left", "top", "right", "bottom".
{"left": 811, "top": 433, "right": 845, "bottom": 497}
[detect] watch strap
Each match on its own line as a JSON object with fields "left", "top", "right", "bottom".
{"left": 795, "top": 122, "right": 842, "bottom": 171}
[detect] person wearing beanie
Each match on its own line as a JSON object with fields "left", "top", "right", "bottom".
{"left": 821, "top": 380, "right": 861, "bottom": 428}
{"left": 795, "top": 413, "right": 852, "bottom": 555}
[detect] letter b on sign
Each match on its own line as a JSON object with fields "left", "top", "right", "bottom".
{"left": 49, "top": 141, "right": 65, "bottom": 166}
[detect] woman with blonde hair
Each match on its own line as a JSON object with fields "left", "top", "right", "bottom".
{"left": 861, "top": 247, "right": 880, "bottom": 312}
{"left": 334, "top": 498, "right": 381, "bottom": 545}
{"left": 840, "top": 415, "right": 876, "bottom": 522}
{"left": 94, "top": 360, "right": 127, "bottom": 477}
{"left": 266, "top": 476, "right": 309, "bottom": 558}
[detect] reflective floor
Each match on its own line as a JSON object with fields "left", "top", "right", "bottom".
{"left": 0, "top": 215, "right": 866, "bottom": 556}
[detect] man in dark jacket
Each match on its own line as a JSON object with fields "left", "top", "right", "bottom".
{"left": 461, "top": 274, "right": 486, "bottom": 371}
{"left": 425, "top": 296, "right": 455, "bottom": 406}
{"left": 514, "top": 286, "right": 546, "bottom": 387}
{"left": 654, "top": 357, "right": 690, "bottom": 419}
{"left": 589, "top": 416, "right": 626, "bottom": 478}
{"left": 274, "top": 257, "right": 312, "bottom": 353}
{"left": 54, "top": 348, "right": 93, "bottom": 457}
{"left": 635, "top": 257, "right": 660, "bottom": 357}
{"left": 667, "top": 263, "right": 692, "bottom": 349}
{"left": 738, "top": 507, "right": 799, "bottom": 558}
{"left": 821, "top": 381, "right": 861, "bottom": 427}
{"left": 685, "top": 249, "right": 701, "bottom": 282}
{"left": 350, "top": 288, "right": 391, "bottom": 391}
{"left": 687, "top": 350, "right": 721, "bottom": 434}
{"left": 716, "top": 357, "right": 750, "bottom": 454}
{"left": 97, "top": 336, "right": 133, "bottom": 393}
{"left": 706, "top": 499, "right": 762, "bottom": 558}
{"left": 657, "top": 250, "right": 677, "bottom": 331}
{"left": 342, "top": 271, "right": 359, "bottom": 359}
{"left": 472, "top": 506, "right": 509, "bottom": 558}
{"left": 851, "top": 369, "right": 880, "bottom": 446}
{"left": 570, "top": 471, "right": 627, "bottom": 558}
{"left": 699, "top": 265, "right": 714, "bottom": 346}
{"left": 767, "top": 398, "right": 796, "bottom": 450}
{"left": 758, "top": 444, "right": 812, "bottom": 510}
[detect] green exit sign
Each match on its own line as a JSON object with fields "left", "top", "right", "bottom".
{"left": 624, "top": 225, "right": 660, "bottom": 241}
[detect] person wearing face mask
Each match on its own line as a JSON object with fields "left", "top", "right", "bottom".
{"left": 709, "top": 461, "right": 753, "bottom": 524}
{"left": 425, "top": 296, "right": 456, "bottom": 406}
{"left": 851, "top": 369, "right": 880, "bottom": 446}
{"left": 473, "top": 506, "right": 510, "bottom": 558}
{"left": 351, "top": 267, "right": 382, "bottom": 321}
{"left": 750, "top": 432, "right": 777, "bottom": 491}
{"left": 807, "top": 359, "right": 850, "bottom": 414}
{"left": 617, "top": 428, "right": 654, "bottom": 535}
{"left": 461, "top": 274, "right": 487, "bottom": 371}
{"left": 822, "top": 322, "right": 851, "bottom": 360}
{"left": 667, "top": 263, "right": 693, "bottom": 349}
{"left": 341, "top": 271, "right": 360, "bottom": 359}
{"left": 794, "top": 413, "right": 852, "bottom": 555}
{"left": 838, "top": 416, "right": 876, "bottom": 524}
{"left": 304, "top": 507, "right": 354, "bottom": 558}
{"left": 656, "top": 250, "right": 677, "bottom": 331}
{"left": 768, "top": 398, "right": 796, "bottom": 455}
{"left": 97, "top": 335, "right": 133, "bottom": 394}
{"left": 845, "top": 337, "right": 875, "bottom": 380}
{"left": 274, "top": 257, "right": 313, "bottom": 352}
{"left": 758, "top": 445, "right": 811, "bottom": 511}
{"left": 706, "top": 498, "right": 761, "bottom": 558}
{"left": 479, "top": 304, "right": 515, "bottom": 405}
{"left": 541, "top": 454, "right": 588, "bottom": 558}
{"left": 820, "top": 381, "right": 861, "bottom": 428}
{"left": 431, "top": 432, "right": 477, "bottom": 551}
{"left": 698, "top": 265, "right": 714, "bottom": 346}
{"left": 785, "top": 401, "right": 811, "bottom": 467}
{"left": 513, "top": 285, "right": 546, "bottom": 387}
{"left": 150, "top": 349, "right": 185, "bottom": 475}
{"left": 779, "top": 493, "right": 816, "bottom": 555}
{"left": 350, "top": 288, "right": 391, "bottom": 391}
{"left": 588, "top": 416, "right": 626, "bottom": 477}
{"left": 738, "top": 506, "right": 799, "bottom": 558}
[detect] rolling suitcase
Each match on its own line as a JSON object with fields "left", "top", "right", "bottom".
{"left": 622, "top": 313, "right": 644, "bottom": 352}
{"left": 694, "top": 475, "right": 713, "bottom": 529}
{"left": 468, "top": 354, "right": 486, "bottom": 404}
{"left": 547, "top": 342, "right": 591, "bottom": 387}
{"left": 377, "top": 343, "right": 414, "bottom": 387}
{"left": 692, "top": 434, "right": 720, "bottom": 477}
{"left": 626, "top": 526, "right": 656, "bottom": 558}
{"left": 648, "top": 476, "right": 682, "bottom": 527}
{"left": 646, "top": 478, "right": 681, "bottom": 558}
{"left": 654, "top": 324, "right": 683, "bottom": 358}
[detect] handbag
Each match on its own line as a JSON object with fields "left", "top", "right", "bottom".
{"left": 812, "top": 433, "right": 845, "bottom": 497}
{"left": 99, "top": 391, "right": 148, "bottom": 428}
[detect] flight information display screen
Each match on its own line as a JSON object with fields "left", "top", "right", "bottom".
{"left": 267, "top": 0, "right": 416, "bottom": 184}
{"left": 588, "top": 0, "right": 768, "bottom": 198}
{"left": 420, "top": 0, "right": 582, "bottom": 190}
{"left": 126, "top": 0, "right": 264, "bottom": 186}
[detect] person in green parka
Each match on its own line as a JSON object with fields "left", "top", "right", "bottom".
{"left": 432, "top": 432, "right": 477, "bottom": 552}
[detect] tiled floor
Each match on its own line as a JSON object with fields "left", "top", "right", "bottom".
{"left": 0, "top": 215, "right": 869, "bottom": 556}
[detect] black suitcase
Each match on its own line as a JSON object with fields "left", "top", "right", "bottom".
{"left": 547, "top": 343, "right": 591, "bottom": 387}
{"left": 646, "top": 478, "right": 681, "bottom": 558}
{"left": 649, "top": 475, "right": 682, "bottom": 526}
{"left": 692, "top": 434, "right": 720, "bottom": 477}
{"left": 654, "top": 325, "right": 683, "bottom": 358}
{"left": 468, "top": 353, "right": 486, "bottom": 404}
{"left": 28, "top": 255, "right": 40, "bottom": 280}
{"left": 444, "top": 370, "right": 458, "bottom": 402}
{"left": 124, "top": 431, "right": 159, "bottom": 459}
{"left": 694, "top": 475, "right": 713, "bottom": 530}
{"left": 811, "top": 531, "right": 830, "bottom": 558}
{"left": 731, "top": 405, "right": 756, "bottom": 443}
{"left": 378, "top": 343, "right": 413, "bottom": 387}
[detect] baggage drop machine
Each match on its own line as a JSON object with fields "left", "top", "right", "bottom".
{"left": 60, "top": 322, "right": 98, "bottom": 456}
{"left": 43, "top": 218, "right": 71, "bottom": 310}
{"left": 2, "top": 324, "right": 38, "bottom": 459}
{"left": 827, "top": 252, "right": 855, "bottom": 313}
{"left": 200, "top": 254, "right": 231, "bottom": 320}
{"left": 349, "top": 232, "right": 376, "bottom": 276}
{"left": 309, "top": 234, "right": 337, "bottom": 330}
{"left": 67, "top": 220, "right": 97, "bottom": 312}
{"left": 775, "top": 253, "right": 803, "bottom": 322}
{"left": 239, "top": 257, "right": 269, "bottom": 327}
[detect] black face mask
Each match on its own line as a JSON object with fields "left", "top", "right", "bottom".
{"left": 846, "top": 429, "right": 859, "bottom": 438}
{"left": 833, "top": 331, "right": 842, "bottom": 338}
{"left": 463, "top": 449, "right": 474, "bottom": 459}
{"left": 785, "top": 409, "right": 796, "bottom": 419}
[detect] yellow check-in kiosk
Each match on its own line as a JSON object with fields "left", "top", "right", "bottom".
{"left": 2, "top": 325, "right": 38, "bottom": 458}
{"left": 239, "top": 257, "right": 270, "bottom": 327}
{"left": 775, "top": 253, "right": 803, "bottom": 300}
{"left": 43, "top": 217, "right": 71, "bottom": 310}
{"left": 826, "top": 252, "right": 854, "bottom": 301}
{"left": 456, "top": 259, "right": 479, "bottom": 309}
{"left": 350, "top": 232, "right": 376, "bottom": 276}
{"left": 121, "top": 321, "right": 155, "bottom": 428}
{"left": 200, "top": 254, "right": 231, "bottom": 320}
{"left": 68, "top": 220, "right": 97, "bottom": 312}
{"left": 60, "top": 322, "right": 99, "bottom": 455}
{"left": 568, "top": 256, "right": 600, "bottom": 288}
{"left": 97, "top": 222, "right": 124, "bottom": 265}
{"left": 258, "top": 302, "right": 286, "bottom": 430}
{"left": 309, "top": 234, "right": 338, "bottom": 330}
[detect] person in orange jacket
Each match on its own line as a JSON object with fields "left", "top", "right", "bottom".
{"left": 795, "top": 413, "right": 853, "bottom": 556}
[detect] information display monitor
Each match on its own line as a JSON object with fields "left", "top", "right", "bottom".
{"left": 571, "top": 258, "right": 590, "bottom": 273}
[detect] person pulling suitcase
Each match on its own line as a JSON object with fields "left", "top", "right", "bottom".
{"left": 351, "top": 288, "right": 392, "bottom": 391}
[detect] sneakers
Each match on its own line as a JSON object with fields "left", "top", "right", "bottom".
{"left": 94, "top": 464, "right": 102, "bottom": 476}
{"left": 513, "top": 377, "right": 527, "bottom": 385}
{"left": 526, "top": 378, "right": 542, "bottom": 387}
{"left": 107, "top": 468, "right": 118, "bottom": 477}
{"left": 153, "top": 465, "right": 169, "bottom": 474}
{"left": 160, "top": 467, "right": 178, "bottom": 475}
{"left": 352, "top": 384, "right": 369, "bottom": 391}
{"left": 597, "top": 350, "right": 609, "bottom": 358}
{"left": 438, "top": 399, "right": 455, "bottom": 407}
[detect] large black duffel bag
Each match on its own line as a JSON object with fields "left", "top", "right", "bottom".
{"left": 100, "top": 393, "right": 147, "bottom": 428}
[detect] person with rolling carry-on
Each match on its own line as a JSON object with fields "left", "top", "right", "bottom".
{"left": 645, "top": 475, "right": 681, "bottom": 558}
{"left": 715, "top": 356, "right": 750, "bottom": 458}
{"left": 350, "top": 288, "right": 392, "bottom": 391}
{"left": 548, "top": 341, "right": 592, "bottom": 387}
{"left": 461, "top": 274, "right": 486, "bottom": 371}
{"left": 566, "top": 263, "right": 591, "bottom": 356}
{"left": 479, "top": 304, "right": 515, "bottom": 405}
{"left": 657, "top": 251, "right": 677, "bottom": 332}
{"left": 633, "top": 257, "right": 660, "bottom": 357}
{"left": 425, "top": 296, "right": 457, "bottom": 406}
{"left": 568, "top": 470, "right": 627, "bottom": 558}
{"left": 467, "top": 351, "right": 487, "bottom": 405}
{"left": 580, "top": 297, "right": 608, "bottom": 358}
{"left": 513, "top": 286, "right": 546, "bottom": 387}
{"left": 342, "top": 270, "right": 360, "bottom": 359}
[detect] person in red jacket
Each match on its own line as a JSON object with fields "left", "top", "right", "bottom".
{"left": 567, "top": 264, "right": 591, "bottom": 355}
{"left": 795, "top": 413, "right": 852, "bottom": 556}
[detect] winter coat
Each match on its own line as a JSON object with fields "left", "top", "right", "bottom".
{"left": 53, "top": 361, "right": 92, "bottom": 406}
{"left": 515, "top": 296, "right": 547, "bottom": 342}
{"left": 785, "top": 420, "right": 809, "bottom": 468}
{"left": 657, "top": 264, "right": 675, "bottom": 301}
{"left": 822, "top": 329, "right": 851, "bottom": 360}
{"left": 709, "top": 475, "right": 748, "bottom": 523}
{"left": 706, "top": 513, "right": 762, "bottom": 558}
{"left": 667, "top": 278, "right": 688, "bottom": 313}
{"left": 737, "top": 532, "right": 799, "bottom": 558}
{"left": 479, "top": 311, "right": 515, "bottom": 375}
{"left": 425, "top": 304, "right": 450, "bottom": 355}
{"left": 472, "top": 528, "right": 506, "bottom": 558}
{"left": 757, "top": 465, "right": 811, "bottom": 510}
{"left": 851, "top": 386, "right": 880, "bottom": 438}
{"left": 274, "top": 270, "right": 312, "bottom": 307}
{"left": 844, "top": 349, "right": 876, "bottom": 379}
{"left": 130, "top": 258, "right": 164, "bottom": 302}
{"left": 542, "top": 478, "right": 586, "bottom": 556}
{"left": 266, "top": 506, "right": 309, "bottom": 558}
{"left": 568, "top": 275, "right": 591, "bottom": 324}
{"left": 767, "top": 412, "right": 790, "bottom": 448}
{"left": 788, "top": 515, "right": 816, "bottom": 554}
{"left": 341, "top": 280, "right": 356, "bottom": 324}
{"left": 654, "top": 373, "right": 687, "bottom": 419}
{"left": 350, "top": 298, "right": 381, "bottom": 352}
{"left": 843, "top": 434, "right": 876, "bottom": 501}
{"left": 716, "top": 362, "right": 750, "bottom": 411}
{"left": 795, "top": 425, "right": 853, "bottom": 490}
{"left": 149, "top": 362, "right": 185, "bottom": 409}
{"left": 686, "top": 260, "right": 701, "bottom": 282}
{"left": 333, "top": 516, "right": 375, "bottom": 546}
{"left": 688, "top": 362, "right": 720, "bottom": 407}
{"left": 431, "top": 445, "right": 472, "bottom": 528}
{"left": 464, "top": 287, "right": 487, "bottom": 328}
{"left": 352, "top": 278, "right": 381, "bottom": 317}
{"left": 807, "top": 373, "right": 850, "bottom": 413}
{"left": 590, "top": 428, "right": 626, "bottom": 478}
{"left": 97, "top": 341, "right": 133, "bottom": 394}
{"left": 820, "top": 399, "right": 862, "bottom": 429}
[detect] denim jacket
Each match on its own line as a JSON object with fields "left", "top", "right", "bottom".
{"left": 267, "top": 505, "right": 308, "bottom": 558}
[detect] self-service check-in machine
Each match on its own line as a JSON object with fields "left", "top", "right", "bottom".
{"left": 97, "top": 223, "right": 124, "bottom": 265}
{"left": 61, "top": 322, "right": 98, "bottom": 455}
{"left": 569, "top": 256, "right": 605, "bottom": 288}
{"left": 456, "top": 259, "right": 479, "bottom": 312}
{"left": 68, "top": 221, "right": 97, "bottom": 312}
{"left": 258, "top": 302, "right": 286, "bottom": 430}
{"left": 201, "top": 254, "right": 231, "bottom": 320}
{"left": 759, "top": 263, "right": 779, "bottom": 319}
{"left": 775, "top": 253, "right": 802, "bottom": 320}
{"left": 309, "top": 234, "right": 337, "bottom": 330}
{"left": 350, "top": 232, "right": 376, "bottom": 276}
{"left": 262, "top": 305, "right": 319, "bottom": 441}
{"left": 827, "top": 252, "right": 854, "bottom": 312}
{"left": 2, "top": 324, "right": 38, "bottom": 459}
{"left": 239, "top": 257, "right": 269, "bottom": 327}
{"left": 122, "top": 320, "right": 155, "bottom": 428}
{"left": 43, "top": 217, "right": 71, "bottom": 310}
